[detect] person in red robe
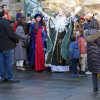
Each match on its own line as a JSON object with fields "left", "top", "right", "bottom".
{"left": 29, "top": 14, "right": 47, "bottom": 71}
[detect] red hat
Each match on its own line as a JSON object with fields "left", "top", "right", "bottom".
{"left": 80, "top": 17, "right": 85, "bottom": 21}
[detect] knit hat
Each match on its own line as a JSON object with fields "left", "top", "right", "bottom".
{"left": 80, "top": 17, "right": 85, "bottom": 21}
{"left": 16, "top": 12, "right": 22, "bottom": 21}
{"left": 34, "top": 14, "right": 42, "bottom": 19}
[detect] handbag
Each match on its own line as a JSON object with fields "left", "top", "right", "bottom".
{"left": 22, "top": 36, "right": 30, "bottom": 47}
{"left": 22, "top": 39, "right": 30, "bottom": 47}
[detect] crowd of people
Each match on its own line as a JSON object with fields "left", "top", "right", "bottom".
{"left": 0, "top": 4, "right": 100, "bottom": 92}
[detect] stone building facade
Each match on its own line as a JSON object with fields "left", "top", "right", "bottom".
{"left": 0, "top": 0, "right": 100, "bottom": 19}
{"left": 0, "top": 0, "right": 23, "bottom": 19}
{"left": 41, "top": 0, "right": 100, "bottom": 16}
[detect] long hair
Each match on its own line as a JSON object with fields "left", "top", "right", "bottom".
{"left": 35, "top": 19, "right": 43, "bottom": 30}
{"left": 17, "top": 19, "right": 26, "bottom": 29}
{"left": 34, "top": 14, "right": 43, "bottom": 30}
{"left": 90, "top": 19, "right": 99, "bottom": 29}
{"left": 94, "top": 14, "right": 100, "bottom": 29}
{"left": 20, "top": 15, "right": 26, "bottom": 21}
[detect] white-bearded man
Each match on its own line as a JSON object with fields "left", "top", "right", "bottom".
{"left": 39, "top": 7, "right": 81, "bottom": 72}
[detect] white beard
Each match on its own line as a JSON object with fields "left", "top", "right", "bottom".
{"left": 55, "top": 15, "right": 66, "bottom": 33}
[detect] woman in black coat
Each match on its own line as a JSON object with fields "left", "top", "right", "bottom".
{"left": 84, "top": 19, "right": 100, "bottom": 92}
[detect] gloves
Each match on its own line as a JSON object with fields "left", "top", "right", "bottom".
{"left": 75, "top": 6, "right": 82, "bottom": 14}
{"left": 38, "top": 7, "right": 43, "bottom": 13}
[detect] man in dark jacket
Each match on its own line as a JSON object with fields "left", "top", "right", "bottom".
{"left": 0, "top": 9, "right": 19, "bottom": 83}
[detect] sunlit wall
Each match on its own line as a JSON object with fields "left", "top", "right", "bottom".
{"left": 40, "top": 0, "right": 100, "bottom": 15}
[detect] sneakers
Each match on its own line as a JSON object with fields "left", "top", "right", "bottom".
{"left": 1, "top": 79, "right": 8, "bottom": 83}
{"left": 8, "top": 79, "right": 20, "bottom": 83}
{"left": 70, "top": 74, "right": 78, "bottom": 78}
{"left": 17, "top": 66, "right": 26, "bottom": 71}
{"left": 1, "top": 79, "right": 19, "bottom": 83}
{"left": 78, "top": 71, "right": 86, "bottom": 76}
{"left": 85, "top": 71, "right": 92, "bottom": 75}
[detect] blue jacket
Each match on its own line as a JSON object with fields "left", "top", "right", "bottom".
{"left": 84, "top": 22, "right": 90, "bottom": 30}
{"left": 69, "top": 41, "right": 80, "bottom": 59}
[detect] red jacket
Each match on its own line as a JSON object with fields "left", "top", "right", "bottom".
{"left": 77, "top": 36, "right": 86, "bottom": 54}
{"left": 14, "top": 22, "right": 18, "bottom": 31}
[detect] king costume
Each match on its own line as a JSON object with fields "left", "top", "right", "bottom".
{"left": 46, "top": 13, "right": 73, "bottom": 72}
{"left": 38, "top": 7, "right": 81, "bottom": 72}
{"left": 39, "top": 9, "right": 75, "bottom": 72}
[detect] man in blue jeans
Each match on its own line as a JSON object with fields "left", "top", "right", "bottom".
{"left": 0, "top": 9, "right": 19, "bottom": 83}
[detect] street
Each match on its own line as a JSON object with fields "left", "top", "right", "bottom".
{"left": 0, "top": 69, "right": 100, "bottom": 100}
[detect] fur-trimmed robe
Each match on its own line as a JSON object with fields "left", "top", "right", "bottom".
{"left": 45, "top": 17, "right": 73, "bottom": 66}
{"left": 84, "top": 29, "right": 100, "bottom": 73}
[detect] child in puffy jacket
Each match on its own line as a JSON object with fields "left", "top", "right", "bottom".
{"left": 69, "top": 35, "right": 80, "bottom": 78}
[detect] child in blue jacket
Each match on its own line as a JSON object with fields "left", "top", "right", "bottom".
{"left": 69, "top": 35, "right": 80, "bottom": 78}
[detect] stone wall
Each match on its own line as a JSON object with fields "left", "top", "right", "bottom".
{"left": 0, "top": 0, "right": 100, "bottom": 18}
{"left": 0, "top": 0, "right": 23, "bottom": 19}
{"left": 41, "top": 0, "right": 100, "bottom": 16}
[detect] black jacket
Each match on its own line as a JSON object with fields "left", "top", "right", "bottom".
{"left": 85, "top": 29, "right": 100, "bottom": 73}
{"left": 0, "top": 18, "right": 19, "bottom": 51}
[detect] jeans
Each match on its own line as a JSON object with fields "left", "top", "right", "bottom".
{"left": 0, "top": 49, "right": 14, "bottom": 80}
{"left": 72, "top": 59, "right": 79, "bottom": 74}
{"left": 92, "top": 73, "right": 98, "bottom": 88}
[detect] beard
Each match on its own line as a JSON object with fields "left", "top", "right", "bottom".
{"left": 55, "top": 15, "right": 66, "bottom": 33}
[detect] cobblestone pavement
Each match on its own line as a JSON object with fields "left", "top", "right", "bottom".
{"left": 0, "top": 70, "right": 100, "bottom": 100}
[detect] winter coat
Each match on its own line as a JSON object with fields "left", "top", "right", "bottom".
{"left": 15, "top": 26, "right": 28, "bottom": 60}
{"left": 77, "top": 35, "right": 86, "bottom": 54}
{"left": 69, "top": 41, "right": 80, "bottom": 59}
{"left": 84, "top": 29, "right": 100, "bottom": 73}
{"left": 0, "top": 18, "right": 19, "bottom": 51}
{"left": 84, "top": 22, "right": 90, "bottom": 30}
{"left": 25, "top": 21, "right": 31, "bottom": 35}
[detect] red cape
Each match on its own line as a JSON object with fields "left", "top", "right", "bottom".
{"left": 34, "top": 27, "right": 47, "bottom": 71}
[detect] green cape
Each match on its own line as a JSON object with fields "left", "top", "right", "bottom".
{"left": 45, "top": 18, "right": 73, "bottom": 66}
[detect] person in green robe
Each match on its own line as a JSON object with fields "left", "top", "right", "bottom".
{"left": 38, "top": 7, "right": 81, "bottom": 72}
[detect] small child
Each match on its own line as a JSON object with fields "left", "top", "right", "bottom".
{"left": 77, "top": 28, "right": 86, "bottom": 76}
{"left": 69, "top": 35, "right": 80, "bottom": 78}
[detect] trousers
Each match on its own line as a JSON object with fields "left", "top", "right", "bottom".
{"left": 0, "top": 49, "right": 14, "bottom": 80}
{"left": 92, "top": 73, "right": 98, "bottom": 88}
